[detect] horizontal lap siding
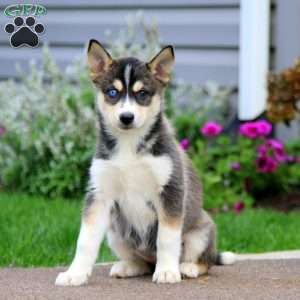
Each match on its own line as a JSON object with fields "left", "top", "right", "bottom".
{"left": 0, "top": 0, "right": 240, "bottom": 85}
{"left": 0, "top": 1, "right": 240, "bottom": 7}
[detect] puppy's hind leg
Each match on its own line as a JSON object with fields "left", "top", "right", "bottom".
{"left": 180, "top": 217, "right": 216, "bottom": 278}
{"left": 107, "top": 229, "right": 152, "bottom": 278}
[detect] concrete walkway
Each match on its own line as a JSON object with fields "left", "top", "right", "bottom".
{"left": 1, "top": 259, "right": 300, "bottom": 300}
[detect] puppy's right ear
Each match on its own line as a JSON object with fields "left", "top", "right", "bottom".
{"left": 87, "top": 39, "right": 112, "bottom": 80}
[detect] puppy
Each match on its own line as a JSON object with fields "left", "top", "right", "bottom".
{"left": 55, "top": 40, "right": 235, "bottom": 286}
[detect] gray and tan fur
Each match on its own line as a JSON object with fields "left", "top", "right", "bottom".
{"left": 55, "top": 40, "right": 235, "bottom": 286}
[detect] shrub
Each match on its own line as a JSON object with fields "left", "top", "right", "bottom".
{"left": 0, "top": 49, "right": 95, "bottom": 197}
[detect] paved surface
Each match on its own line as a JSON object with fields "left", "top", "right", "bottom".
{"left": 0, "top": 260, "right": 300, "bottom": 300}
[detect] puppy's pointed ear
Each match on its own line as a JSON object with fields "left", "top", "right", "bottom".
{"left": 87, "top": 39, "right": 112, "bottom": 80}
{"left": 146, "top": 46, "right": 175, "bottom": 84}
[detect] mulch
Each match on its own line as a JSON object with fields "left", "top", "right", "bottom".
{"left": 255, "top": 190, "right": 300, "bottom": 212}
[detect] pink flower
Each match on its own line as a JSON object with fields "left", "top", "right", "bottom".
{"left": 180, "top": 138, "right": 189, "bottom": 150}
{"left": 233, "top": 201, "right": 245, "bottom": 213}
{"left": 274, "top": 149, "right": 287, "bottom": 162}
{"left": 258, "top": 139, "right": 287, "bottom": 162}
{"left": 239, "top": 122, "right": 260, "bottom": 138}
{"left": 266, "top": 138, "right": 284, "bottom": 151}
{"left": 256, "top": 156, "right": 278, "bottom": 173}
{"left": 0, "top": 126, "right": 5, "bottom": 136}
{"left": 200, "top": 121, "right": 223, "bottom": 137}
{"left": 230, "top": 161, "right": 241, "bottom": 170}
{"left": 240, "top": 120, "right": 272, "bottom": 138}
{"left": 256, "top": 120, "right": 272, "bottom": 136}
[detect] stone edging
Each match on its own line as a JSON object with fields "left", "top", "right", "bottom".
{"left": 236, "top": 250, "right": 300, "bottom": 261}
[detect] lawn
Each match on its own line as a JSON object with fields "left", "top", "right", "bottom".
{"left": 1, "top": 191, "right": 300, "bottom": 267}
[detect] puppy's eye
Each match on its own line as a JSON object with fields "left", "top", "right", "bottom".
{"left": 107, "top": 88, "right": 119, "bottom": 98}
{"left": 136, "top": 90, "right": 149, "bottom": 101}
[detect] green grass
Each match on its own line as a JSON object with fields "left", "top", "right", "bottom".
{"left": 1, "top": 191, "right": 300, "bottom": 267}
{"left": 0, "top": 192, "right": 115, "bottom": 267}
{"left": 216, "top": 210, "right": 300, "bottom": 253}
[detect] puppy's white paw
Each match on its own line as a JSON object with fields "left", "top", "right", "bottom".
{"left": 110, "top": 260, "right": 151, "bottom": 278}
{"left": 152, "top": 268, "right": 181, "bottom": 284}
{"left": 55, "top": 270, "right": 89, "bottom": 286}
{"left": 180, "top": 262, "right": 207, "bottom": 278}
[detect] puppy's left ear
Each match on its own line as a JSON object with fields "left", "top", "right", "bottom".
{"left": 146, "top": 46, "right": 175, "bottom": 84}
{"left": 87, "top": 39, "right": 112, "bottom": 80}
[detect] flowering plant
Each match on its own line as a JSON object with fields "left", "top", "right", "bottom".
{"left": 180, "top": 120, "right": 300, "bottom": 211}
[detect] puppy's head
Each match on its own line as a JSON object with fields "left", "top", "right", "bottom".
{"left": 87, "top": 39, "right": 174, "bottom": 132}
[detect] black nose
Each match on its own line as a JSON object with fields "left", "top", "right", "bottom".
{"left": 119, "top": 112, "right": 134, "bottom": 126}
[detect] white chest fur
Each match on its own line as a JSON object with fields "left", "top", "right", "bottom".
{"left": 89, "top": 140, "right": 173, "bottom": 233}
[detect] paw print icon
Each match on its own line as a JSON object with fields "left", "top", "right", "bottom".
{"left": 4, "top": 16, "right": 45, "bottom": 48}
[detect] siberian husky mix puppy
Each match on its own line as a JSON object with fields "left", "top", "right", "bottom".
{"left": 55, "top": 40, "right": 235, "bottom": 286}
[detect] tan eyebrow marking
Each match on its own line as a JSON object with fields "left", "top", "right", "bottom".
{"left": 113, "top": 79, "right": 123, "bottom": 91}
{"left": 132, "top": 81, "right": 144, "bottom": 92}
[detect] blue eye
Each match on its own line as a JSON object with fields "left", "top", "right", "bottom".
{"left": 107, "top": 88, "right": 119, "bottom": 98}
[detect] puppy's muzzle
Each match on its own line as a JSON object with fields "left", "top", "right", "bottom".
{"left": 119, "top": 112, "right": 134, "bottom": 128}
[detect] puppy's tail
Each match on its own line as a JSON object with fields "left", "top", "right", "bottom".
{"left": 215, "top": 251, "right": 237, "bottom": 265}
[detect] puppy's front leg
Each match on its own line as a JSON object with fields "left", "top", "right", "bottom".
{"left": 147, "top": 155, "right": 184, "bottom": 284}
{"left": 153, "top": 216, "right": 183, "bottom": 284}
{"left": 55, "top": 194, "right": 110, "bottom": 286}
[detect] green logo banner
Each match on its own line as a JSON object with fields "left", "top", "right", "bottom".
{"left": 4, "top": 4, "right": 47, "bottom": 17}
